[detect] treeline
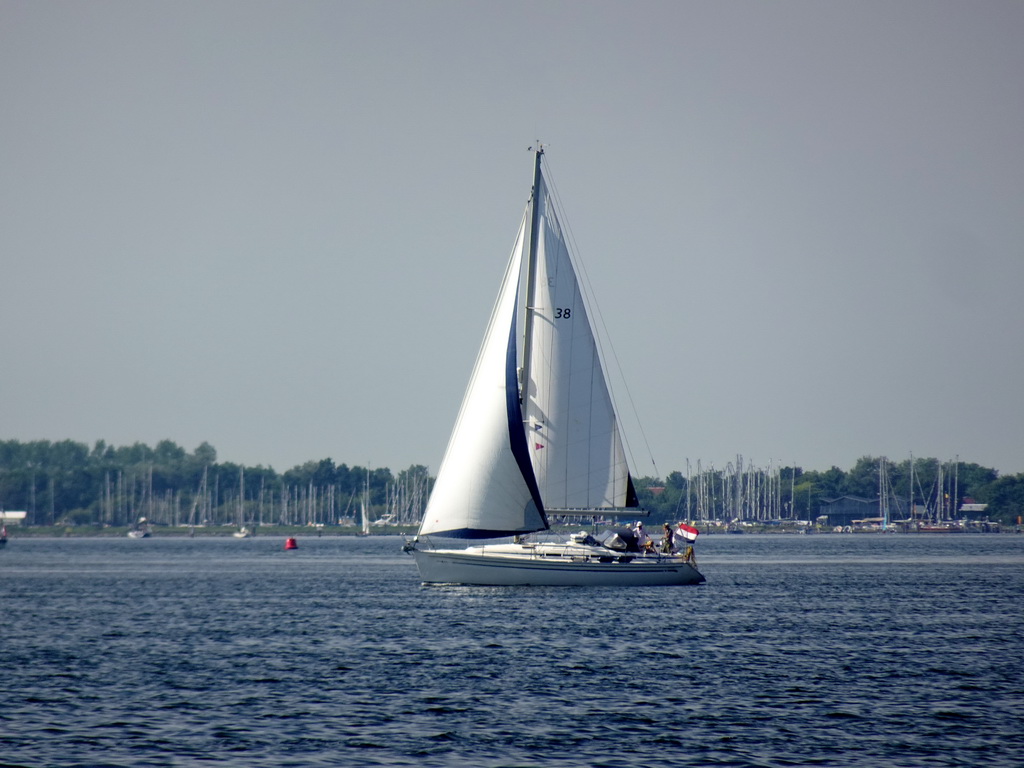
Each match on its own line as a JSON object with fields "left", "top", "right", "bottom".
{"left": 2, "top": 440, "right": 1022, "bottom": 528}
{"left": 0, "top": 439, "right": 430, "bottom": 528}
{"left": 633, "top": 455, "right": 1024, "bottom": 525}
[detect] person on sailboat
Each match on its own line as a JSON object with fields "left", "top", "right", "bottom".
{"left": 660, "top": 522, "right": 675, "bottom": 554}
{"left": 634, "top": 522, "right": 654, "bottom": 553}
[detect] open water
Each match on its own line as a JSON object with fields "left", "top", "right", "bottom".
{"left": 1, "top": 533, "right": 1022, "bottom": 768}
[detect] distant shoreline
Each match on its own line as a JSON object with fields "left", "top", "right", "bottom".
{"left": 2, "top": 523, "right": 1015, "bottom": 538}
{"left": 2, "top": 525, "right": 418, "bottom": 538}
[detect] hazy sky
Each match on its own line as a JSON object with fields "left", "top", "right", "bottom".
{"left": 2, "top": 1, "right": 1022, "bottom": 478}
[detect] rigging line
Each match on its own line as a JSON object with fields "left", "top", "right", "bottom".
{"left": 542, "top": 156, "right": 660, "bottom": 481}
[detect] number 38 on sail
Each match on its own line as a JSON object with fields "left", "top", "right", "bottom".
{"left": 404, "top": 148, "right": 705, "bottom": 587}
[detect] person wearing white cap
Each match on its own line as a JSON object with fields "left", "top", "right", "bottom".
{"left": 633, "top": 521, "right": 653, "bottom": 552}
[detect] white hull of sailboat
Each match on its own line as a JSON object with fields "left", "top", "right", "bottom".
{"left": 409, "top": 545, "right": 705, "bottom": 587}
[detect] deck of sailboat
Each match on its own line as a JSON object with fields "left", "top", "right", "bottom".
{"left": 408, "top": 539, "right": 705, "bottom": 586}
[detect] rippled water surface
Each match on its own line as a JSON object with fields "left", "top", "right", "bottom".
{"left": 2, "top": 534, "right": 1022, "bottom": 767}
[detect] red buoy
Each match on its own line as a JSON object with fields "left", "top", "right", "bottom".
{"left": 284, "top": 537, "right": 298, "bottom": 550}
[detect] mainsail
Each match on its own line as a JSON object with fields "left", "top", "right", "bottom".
{"left": 522, "top": 167, "right": 638, "bottom": 513}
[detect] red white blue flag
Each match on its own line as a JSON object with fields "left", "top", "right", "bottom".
{"left": 674, "top": 523, "right": 700, "bottom": 544}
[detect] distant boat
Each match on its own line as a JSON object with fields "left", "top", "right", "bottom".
{"left": 360, "top": 468, "right": 371, "bottom": 536}
{"left": 233, "top": 468, "right": 251, "bottom": 537}
{"left": 0, "top": 524, "right": 7, "bottom": 546}
{"left": 127, "top": 518, "right": 151, "bottom": 538}
{"left": 404, "top": 148, "right": 704, "bottom": 587}
{"left": 916, "top": 522, "right": 965, "bottom": 533}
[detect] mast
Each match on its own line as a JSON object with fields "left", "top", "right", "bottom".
{"left": 954, "top": 455, "right": 959, "bottom": 522}
{"left": 909, "top": 453, "right": 915, "bottom": 522}
{"left": 686, "top": 459, "right": 691, "bottom": 520}
{"left": 790, "top": 465, "right": 796, "bottom": 521}
{"left": 520, "top": 146, "right": 544, "bottom": 404}
{"left": 362, "top": 466, "right": 371, "bottom": 535}
{"left": 880, "top": 457, "right": 888, "bottom": 530}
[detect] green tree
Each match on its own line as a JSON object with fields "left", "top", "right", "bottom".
{"left": 192, "top": 442, "right": 217, "bottom": 466}
{"left": 810, "top": 466, "right": 846, "bottom": 498}
{"left": 977, "top": 474, "right": 1024, "bottom": 524}
{"left": 845, "top": 456, "right": 880, "bottom": 498}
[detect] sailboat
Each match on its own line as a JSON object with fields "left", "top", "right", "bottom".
{"left": 233, "top": 467, "right": 252, "bottom": 537}
{"left": 358, "top": 467, "right": 372, "bottom": 535}
{"left": 127, "top": 517, "right": 151, "bottom": 538}
{"left": 404, "top": 148, "right": 704, "bottom": 586}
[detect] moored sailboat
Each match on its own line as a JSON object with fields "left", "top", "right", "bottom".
{"left": 233, "top": 468, "right": 252, "bottom": 537}
{"left": 404, "top": 148, "right": 704, "bottom": 586}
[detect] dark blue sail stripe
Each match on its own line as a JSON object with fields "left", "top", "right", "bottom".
{"left": 506, "top": 299, "right": 548, "bottom": 530}
{"left": 423, "top": 527, "right": 528, "bottom": 540}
